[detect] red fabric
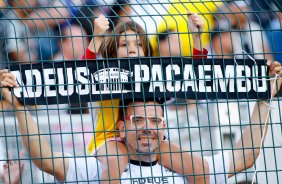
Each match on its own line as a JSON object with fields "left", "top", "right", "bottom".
{"left": 192, "top": 48, "right": 208, "bottom": 58}
{"left": 82, "top": 48, "right": 96, "bottom": 59}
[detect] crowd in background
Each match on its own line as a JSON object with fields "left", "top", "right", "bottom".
{"left": 0, "top": 0, "right": 281, "bottom": 183}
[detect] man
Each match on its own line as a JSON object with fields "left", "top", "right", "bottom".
{"left": 0, "top": 60, "right": 281, "bottom": 183}
{"left": 0, "top": 0, "right": 39, "bottom": 66}
{"left": 212, "top": 1, "right": 273, "bottom": 60}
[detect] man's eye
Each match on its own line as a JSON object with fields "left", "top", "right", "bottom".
{"left": 134, "top": 117, "right": 143, "bottom": 122}
{"left": 150, "top": 118, "right": 158, "bottom": 123}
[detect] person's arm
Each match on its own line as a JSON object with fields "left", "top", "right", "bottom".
{"left": 228, "top": 101, "right": 268, "bottom": 177}
{"left": 0, "top": 70, "right": 68, "bottom": 182}
{"left": 88, "top": 15, "right": 110, "bottom": 54}
{"left": 159, "top": 141, "right": 210, "bottom": 184}
{"left": 15, "top": 106, "right": 67, "bottom": 181}
{"left": 188, "top": 12, "right": 209, "bottom": 59}
{"left": 229, "top": 61, "right": 282, "bottom": 177}
{"left": 188, "top": 12, "right": 205, "bottom": 52}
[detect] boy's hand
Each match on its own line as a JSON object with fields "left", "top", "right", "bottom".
{"left": 267, "top": 60, "right": 282, "bottom": 98}
{"left": 94, "top": 15, "right": 110, "bottom": 36}
{"left": 187, "top": 12, "right": 204, "bottom": 36}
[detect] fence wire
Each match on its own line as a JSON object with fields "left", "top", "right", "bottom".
{"left": 0, "top": 0, "right": 282, "bottom": 183}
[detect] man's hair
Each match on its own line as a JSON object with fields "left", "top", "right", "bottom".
{"left": 157, "top": 29, "right": 175, "bottom": 42}
{"left": 118, "top": 98, "right": 165, "bottom": 122}
{"left": 100, "top": 21, "right": 154, "bottom": 58}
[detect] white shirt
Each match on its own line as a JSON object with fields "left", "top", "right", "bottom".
{"left": 65, "top": 152, "right": 230, "bottom": 184}
{"left": 121, "top": 160, "right": 187, "bottom": 184}
{"left": 94, "top": 0, "right": 171, "bottom": 34}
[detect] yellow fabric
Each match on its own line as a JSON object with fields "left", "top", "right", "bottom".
{"left": 87, "top": 99, "right": 120, "bottom": 155}
{"left": 150, "top": 0, "right": 223, "bottom": 56}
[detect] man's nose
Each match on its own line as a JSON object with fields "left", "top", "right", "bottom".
{"left": 141, "top": 128, "right": 152, "bottom": 136}
{"left": 140, "top": 120, "right": 154, "bottom": 129}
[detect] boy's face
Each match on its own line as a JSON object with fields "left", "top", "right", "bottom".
{"left": 119, "top": 102, "right": 165, "bottom": 154}
{"left": 117, "top": 30, "right": 145, "bottom": 58}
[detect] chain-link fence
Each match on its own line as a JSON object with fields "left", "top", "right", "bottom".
{"left": 0, "top": 0, "right": 282, "bottom": 183}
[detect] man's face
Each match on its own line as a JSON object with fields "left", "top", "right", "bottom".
{"left": 223, "top": 3, "right": 249, "bottom": 28}
{"left": 11, "top": 0, "right": 38, "bottom": 14}
{"left": 120, "top": 102, "right": 166, "bottom": 154}
{"left": 159, "top": 33, "right": 181, "bottom": 57}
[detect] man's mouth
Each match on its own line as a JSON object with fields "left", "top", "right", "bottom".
{"left": 138, "top": 137, "right": 156, "bottom": 142}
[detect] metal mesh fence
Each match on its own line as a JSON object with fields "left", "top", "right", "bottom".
{"left": 0, "top": 0, "right": 282, "bottom": 183}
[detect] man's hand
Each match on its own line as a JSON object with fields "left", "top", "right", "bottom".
{"left": 94, "top": 15, "right": 110, "bottom": 36}
{"left": 187, "top": 12, "right": 204, "bottom": 36}
{"left": 0, "top": 69, "right": 22, "bottom": 108}
{"left": 267, "top": 60, "right": 282, "bottom": 98}
{"left": 3, "top": 151, "right": 24, "bottom": 184}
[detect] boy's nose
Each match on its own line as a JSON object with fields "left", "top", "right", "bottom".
{"left": 128, "top": 45, "right": 137, "bottom": 55}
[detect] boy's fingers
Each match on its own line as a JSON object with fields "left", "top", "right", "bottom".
{"left": 103, "top": 20, "right": 109, "bottom": 25}
{"left": 99, "top": 14, "right": 105, "bottom": 18}
{"left": 99, "top": 16, "right": 109, "bottom": 22}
